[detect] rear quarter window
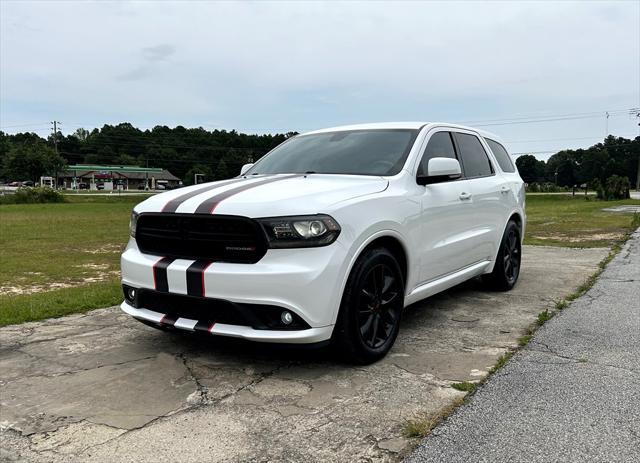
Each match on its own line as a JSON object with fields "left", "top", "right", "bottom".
{"left": 485, "top": 138, "right": 515, "bottom": 173}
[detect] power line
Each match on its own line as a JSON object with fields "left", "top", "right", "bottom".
{"left": 0, "top": 122, "right": 51, "bottom": 129}
{"left": 458, "top": 108, "right": 631, "bottom": 125}
{"left": 504, "top": 133, "right": 639, "bottom": 144}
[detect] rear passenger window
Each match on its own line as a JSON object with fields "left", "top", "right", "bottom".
{"left": 453, "top": 133, "right": 493, "bottom": 178}
{"left": 485, "top": 138, "right": 515, "bottom": 173}
{"left": 417, "top": 132, "right": 457, "bottom": 176}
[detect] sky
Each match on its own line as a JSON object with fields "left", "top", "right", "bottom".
{"left": 1, "top": 0, "right": 639, "bottom": 160}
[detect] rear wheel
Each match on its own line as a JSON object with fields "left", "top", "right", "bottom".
{"left": 483, "top": 220, "right": 522, "bottom": 291}
{"left": 332, "top": 247, "right": 404, "bottom": 364}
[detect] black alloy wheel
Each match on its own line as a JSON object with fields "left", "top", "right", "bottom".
{"left": 503, "top": 227, "right": 521, "bottom": 285}
{"left": 358, "top": 264, "right": 402, "bottom": 349}
{"left": 333, "top": 247, "right": 404, "bottom": 364}
{"left": 483, "top": 220, "right": 522, "bottom": 291}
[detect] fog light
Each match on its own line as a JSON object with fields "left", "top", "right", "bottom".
{"left": 281, "top": 311, "right": 293, "bottom": 325}
{"left": 128, "top": 288, "right": 136, "bottom": 301}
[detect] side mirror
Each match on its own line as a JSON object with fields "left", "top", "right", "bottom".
{"left": 240, "top": 163, "right": 254, "bottom": 176}
{"left": 417, "top": 157, "right": 462, "bottom": 185}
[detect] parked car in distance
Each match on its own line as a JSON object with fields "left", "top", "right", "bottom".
{"left": 121, "top": 122, "right": 526, "bottom": 363}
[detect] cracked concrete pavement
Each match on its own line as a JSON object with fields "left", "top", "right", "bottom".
{"left": 406, "top": 230, "right": 640, "bottom": 463}
{"left": 0, "top": 245, "right": 608, "bottom": 462}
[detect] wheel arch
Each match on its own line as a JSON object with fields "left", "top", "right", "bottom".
{"left": 485, "top": 210, "right": 525, "bottom": 274}
{"left": 362, "top": 235, "right": 408, "bottom": 288}
{"left": 332, "top": 230, "right": 411, "bottom": 325}
{"left": 509, "top": 211, "right": 523, "bottom": 233}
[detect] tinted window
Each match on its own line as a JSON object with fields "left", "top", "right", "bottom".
{"left": 246, "top": 129, "right": 418, "bottom": 176}
{"left": 453, "top": 133, "right": 493, "bottom": 178}
{"left": 485, "top": 138, "right": 515, "bottom": 173}
{"left": 417, "top": 132, "right": 457, "bottom": 176}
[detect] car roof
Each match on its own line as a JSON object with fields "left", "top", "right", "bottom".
{"left": 302, "top": 122, "right": 503, "bottom": 144}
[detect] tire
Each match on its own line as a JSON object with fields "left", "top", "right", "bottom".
{"left": 483, "top": 220, "right": 522, "bottom": 291}
{"left": 332, "top": 247, "right": 405, "bottom": 364}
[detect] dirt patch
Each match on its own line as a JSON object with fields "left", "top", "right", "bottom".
{"left": 81, "top": 244, "right": 123, "bottom": 254}
{"left": 73, "top": 263, "right": 110, "bottom": 270}
{"left": 0, "top": 271, "right": 120, "bottom": 296}
{"left": 533, "top": 232, "right": 624, "bottom": 243}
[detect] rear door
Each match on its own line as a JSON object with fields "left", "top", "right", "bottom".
{"left": 452, "top": 131, "right": 506, "bottom": 264}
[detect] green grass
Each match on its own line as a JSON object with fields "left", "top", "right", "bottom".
{"left": 524, "top": 195, "right": 640, "bottom": 248}
{"left": 537, "top": 309, "right": 553, "bottom": 326}
{"left": 0, "top": 195, "right": 149, "bottom": 326}
{"left": 403, "top": 397, "right": 465, "bottom": 438}
{"left": 0, "top": 280, "right": 123, "bottom": 326}
{"left": 451, "top": 381, "right": 477, "bottom": 392}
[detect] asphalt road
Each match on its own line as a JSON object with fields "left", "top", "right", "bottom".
{"left": 0, "top": 246, "right": 608, "bottom": 462}
{"left": 406, "top": 230, "right": 640, "bottom": 463}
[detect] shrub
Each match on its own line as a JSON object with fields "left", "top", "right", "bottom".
{"left": 603, "top": 175, "right": 630, "bottom": 200}
{"left": 0, "top": 187, "right": 66, "bottom": 204}
{"left": 525, "top": 182, "right": 569, "bottom": 193}
{"left": 590, "top": 178, "right": 605, "bottom": 200}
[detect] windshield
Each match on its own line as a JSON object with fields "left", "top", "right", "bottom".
{"left": 246, "top": 129, "right": 419, "bottom": 176}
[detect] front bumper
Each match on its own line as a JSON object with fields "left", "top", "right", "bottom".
{"left": 121, "top": 301, "right": 334, "bottom": 344}
{"left": 120, "top": 238, "right": 350, "bottom": 342}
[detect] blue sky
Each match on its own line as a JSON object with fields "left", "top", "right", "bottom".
{"left": 1, "top": 0, "right": 639, "bottom": 159}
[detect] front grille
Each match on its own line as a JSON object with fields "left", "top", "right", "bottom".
{"left": 127, "top": 287, "right": 310, "bottom": 330}
{"left": 135, "top": 213, "right": 267, "bottom": 263}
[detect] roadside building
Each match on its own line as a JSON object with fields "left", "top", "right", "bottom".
{"left": 57, "top": 165, "right": 182, "bottom": 191}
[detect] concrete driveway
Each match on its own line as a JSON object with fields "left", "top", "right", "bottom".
{"left": 0, "top": 246, "right": 607, "bottom": 463}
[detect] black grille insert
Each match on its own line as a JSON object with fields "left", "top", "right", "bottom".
{"left": 135, "top": 213, "right": 267, "bottom": 263}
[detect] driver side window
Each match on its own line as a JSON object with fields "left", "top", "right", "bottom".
{"left": 417, "top": 132, "right": 457, "bottom": 176}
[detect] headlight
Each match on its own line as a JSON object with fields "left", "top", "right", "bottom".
{"left": 258, "top": 214, "right": 340, "bottom": 248}
{"left": 129, "top": 211, "right": 139, "bottom": 237}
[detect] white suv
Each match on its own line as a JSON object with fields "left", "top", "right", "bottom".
{"left": 122, "top": 122, "right": 525, "bottom": 363}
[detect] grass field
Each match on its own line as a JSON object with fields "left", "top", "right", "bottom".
{"left": 0, "top": 195, "right": 149, "bottom": 325}
{"left": 1, "top": 193, "right": 638, "bottom": 326}
{"left": 524, "top": 195, "right": 640, "bottom": 247}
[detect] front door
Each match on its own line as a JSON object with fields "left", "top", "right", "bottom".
{"left": 415, "top": 130, "right": 477, "bottom": 283}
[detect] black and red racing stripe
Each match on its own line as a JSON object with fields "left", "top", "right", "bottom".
{"left": 186, "top": 260, "right": 214, "bottom": 297}
{"left": 159, "top": 313, "right": 179, "bottom": 327}
{"left": 194, "top": 174, "right": 301, "bottom": 214}
{"left": 161, "top": 177, "right": 247, "bottom": 213}
{"left": 153, "top": 257, "right": 174, "bottom": 292}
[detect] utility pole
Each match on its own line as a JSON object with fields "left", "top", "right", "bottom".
{"left": 632, "top": 108, "right": 640, "bottom": 191}
{"left": 51, "top": 121, "right": 61, "bottom": 153}
{"left": 51, "top": 121, "right": 61, "bottom": 189}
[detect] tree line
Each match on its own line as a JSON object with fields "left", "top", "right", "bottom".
{"left": 1, "top": 124, "right": 638, "bottom": 189}
{"left": 515, "top": 135, "right": 639, "bottom": 190}
{"left": 0, "top": 123, "right": 295, "bottom": 185}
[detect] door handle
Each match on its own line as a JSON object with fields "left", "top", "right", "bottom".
{"left": 500, "top": 186, "right": 510, "bottom": 194}
{"left": 459, "top": 192, "right": 472, "bottom": 200}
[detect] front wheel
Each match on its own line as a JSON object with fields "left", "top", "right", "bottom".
{"left": 483, "top": 220, "right": 522, "bottom": 291}
{"left": 332, "top": 247, "right": 404, "bottom": 364}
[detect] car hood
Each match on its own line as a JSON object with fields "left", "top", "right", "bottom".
{"left": 135, "top": 174, "right": 389, "bottom": 217}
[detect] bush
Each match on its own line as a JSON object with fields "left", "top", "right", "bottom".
{"left": 525, "top": 182, "right": 569, "bottom": 193}
{"left": 603, "top": 175, "right": 631, "bottom": 200}
{"left": 590, "top": 178, "right": 605, "bottom": 200}
{"left": 0, "top": 187, "right": 66, "bottom": 204}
